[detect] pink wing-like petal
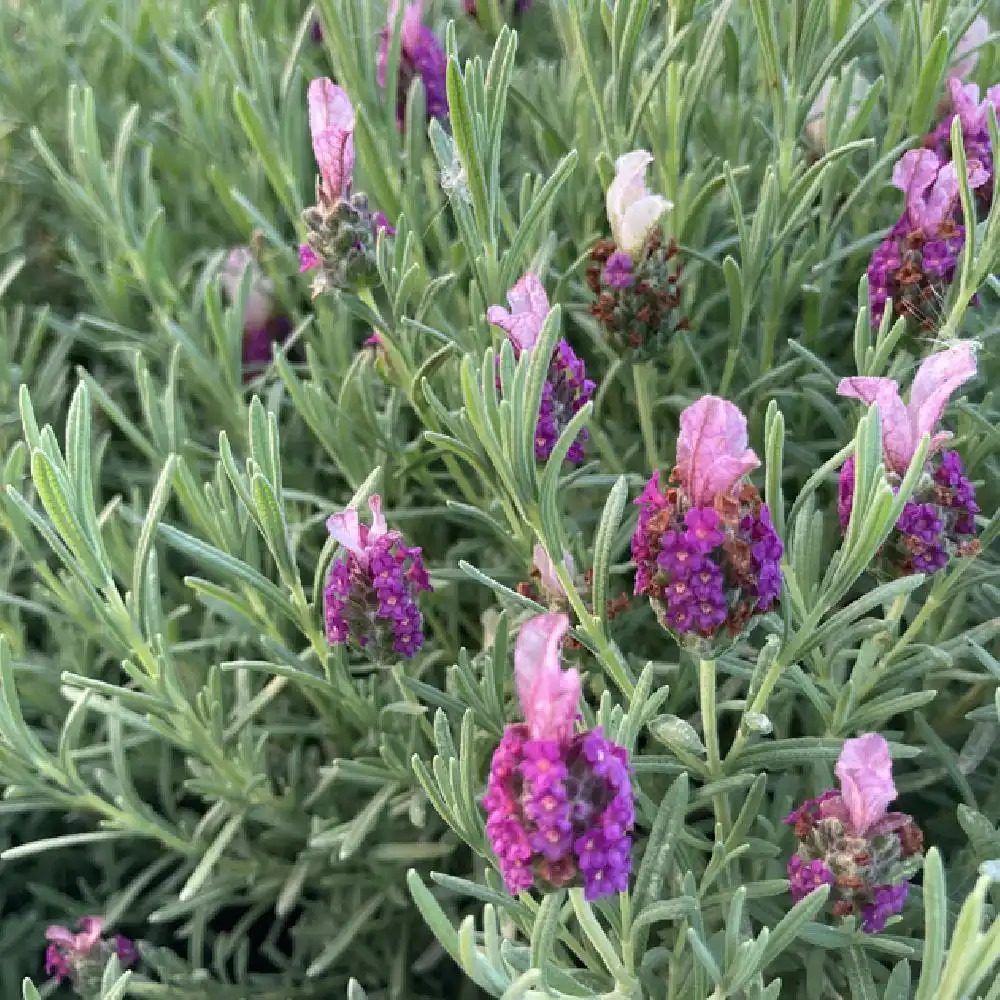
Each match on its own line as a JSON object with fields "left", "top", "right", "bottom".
{"left": 891, "top": 149, "right": 940, "bottom": 198}
{"left": 837, "top": 376, "right": 912, "bottom": 475}
{"left": 514, "top": 613, "right": 580, "bottom": 743}
{"left": 45, "top": 925, "right": 76, "bottom": 948}
{"left": 487, "top": 274, "right": 549, "bottom": 351}
{"left": 74, "top": 917, "right": 105, "bottom": 951}
{"left": 835, "top": 733, "right": 897, "bottom": 835}
{"left": 532, "top": 544, "right": 566, "bottom": 597}
{"left": 367, "top": 494, "right": 389, "bottom": 542}
{"left": 949, "top": 77, "right": 987, "bottom": 134}
{"left": 675, "top": 396, "right": 760, "bottom": 506}
{"left": 952, "top": 15, "right": 990, "bottom": 78}
{"left": 308, "top": 78, "right": 355, "bottom": 200}
{"left": 906, "top": 342, "right": 977, "bottom": 453}
{"left": 327, "top": 509, "right": 366, "bottom": 562}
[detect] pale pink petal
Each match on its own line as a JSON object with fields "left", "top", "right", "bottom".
{"left": 487, "top": 273, "right": 549, "bottom": 352}
{"left": 837, "top": 376, "right": 912, "bottom": 474}
{"left": 967, "top": 159, "right": 991, "bottom": 189}
{"left": 221, "top": 248, "right": 273, "bottom": 331}
{"left": 308, "top": 78, "right": 355, "bottom": 201}
{"left": 921, "top": 161, "right": 961, "bottom": 231}
{"left": 533, "top": 544, "right": 572, "bottom": 597}
{"left": 514, "top": 613, "right": 581, "bottom": 743}
{"left": 891, "top": 149, "right": 940, "bottom": 199}
{"left": 400, "top": 1, "right": 424, "bottom": 51}
{"left": 835, "top": 733, "right": 896, "bottom": 835}
{"left": 74, "top": 917, "right": 105, "bottom": 951}
{"left": 949, "top": 77, "right": 987, "bottom": 134}
{"left": 367, "top": 494, "right": 388, "bottom": 541}
{"left": 906, "top": 342, "right": 977, "bottom": 454}
{"left": 327, "top": 509, "right": 366, "bottom": 561}
{"left": 952, "top": 15, "right": 990, "bottom": 78}
{"left": 675, "top": 396, "right": 760, "bottom": 506}
{"left": 45, "top": 925, "right": 76, "bottom": 948}
{"left": 607, "top": 150, "right": 671, "bottom": 259}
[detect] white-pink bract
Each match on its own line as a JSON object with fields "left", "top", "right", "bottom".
{"left": 675, "top": 396, "right": 760, "bottom": 506}
{"left": 835, "top": 733, "right": 897, "bottom": 836}
{"left": 532, "top": 544, "right": 574, "bottom": 597}
{"left": 514, "top": 613, "right": 581, "bottom": 743}
{"left": 327, "top": 495, "right": 390, "bottom": 568}
{"left": 891, "top": 149, "right": 988, "bottom": 232}
{"left": 387, "top": 0, "right": 425, "bottom": 53}
{"left": 308, "top": 77, "right": 355, "bottom": 202}
{"left": 221, "top": 248, "right": 273, "bottom": 331}
{"left": 948, "top": 76, "right": 1000, "bottom": 138}
{"left": 951, "top": 15, "right": 990, "bottom": 79}
{"left": 486, "top": 273, "right": 550, "bottom": 351}
{"left": 837, "top": 342, "right": 978, "bottom": 476}
{"left": 606, "top": 150, "right": 672, "bottom": 259}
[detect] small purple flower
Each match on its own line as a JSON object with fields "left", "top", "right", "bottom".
{"left": 44, "top": 917, "right": 137, "bottom": 988}
{"left": 483, "top": 614, "right": 634, "bottom": 900}
{"left": 785, "top": 735, "right": 923, "bottom": 934}
{"left": 299, "top": 244, "right": 321, "bottom": 272}
{"left": 488, "top": 275, "right": 596, "bottom": 466}
{"left": 324, "top": 495, "right": 432, "bottom": 659}
{"left": 601, "top": 251, "right": 635, "bottom": 289}
{"left": 378, "top": 1, "right": 448, "bottom": 127}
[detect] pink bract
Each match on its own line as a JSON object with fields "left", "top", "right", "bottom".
{"left": 675, "top": 396, "right": 760, "bottom": 506}
{"left": 308, "top": 78, "right": 355, "bottom": 203}
{"left": 486, "top": 273, "right": 550, "bottom": 352}
{"left": 835, "top": 733, "right": 897, "bottom": 836}
{"left": 837, "top": 342, "right": 977, "bottom": 475}
{"left": 326, "top": 495, "right": 390, "bottom": 567}
{"left": 514, "top": 613, "right": 581, "bottom": 743}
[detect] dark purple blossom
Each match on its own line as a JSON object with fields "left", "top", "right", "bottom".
{"left": 483, "top": 615, "right": 634, "bottom": 900}
{"left": 45, "top": 917, "right": 137, "bottom": 989}
{"left": 324, "top": 495, "right": 432, "bottom": 659}
{"left": 378, "top": 1, "right": 448, "bottom": 126}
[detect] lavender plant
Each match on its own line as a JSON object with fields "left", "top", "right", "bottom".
{"left": 1, "top": 1, "right": 1000, "bottom": 999}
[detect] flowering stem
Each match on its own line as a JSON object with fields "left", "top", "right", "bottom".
{"left": 633, "top": 361, "right": 660, "bottom": 471}
{"left": 699, "top": 658, "right": 733, "bottom": 843}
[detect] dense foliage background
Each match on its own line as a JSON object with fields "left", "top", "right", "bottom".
{"left": 2, "top": 0, "right": 1000, "bottom": 998}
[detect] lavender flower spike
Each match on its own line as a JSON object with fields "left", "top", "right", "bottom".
{"left": 785, "top": 733, "right": 923, "bottom": 933}
{"left": 324, "top": 495, "right": 432, "bottom": 659}
{"left": 483, "top": 613, "right": 635, "bottom": 900}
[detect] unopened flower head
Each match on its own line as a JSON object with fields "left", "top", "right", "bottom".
{"left": 45, "top": 916, "right": 137, "bottom": 993}
{"left": 378, "top": 0, "right": 448, "bottom": 127}
{"left": 220, "top": 248, "right": 293, "bottom": 377}
{"left": 785, "top": 734, "right": 924, "bottom": 933}
{"left": 837, "top": 342, "right": 980, "bottom": 576}
{"left": 631, "top": 397, "right": 782, "bottom": 650}
{"left": 488, "top": 274, "right": 596, "bottom": 465}
{"left": 483, "top": 614, "right": 635, "bottom": 900}
{"left": 324, "top": 495, "right": 432, "bottom": 660}
{"left": 588, "top": 152, "right": 685, "bottom": 360}
{"left": 867, "top": 149, "right": 988, "bottom": 330}
{"left": 299, "top": 79, "right": 395, "bottom": 297}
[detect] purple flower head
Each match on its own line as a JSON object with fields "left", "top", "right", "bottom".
{"left": 837, "top": 341, "right": 977, "bottom": 476}
{"left": 862, "top": 883, "right": 909, "bottom": 934}
{"left": 514, "top": 613, "right": 581, "bottom": 744}
{"left": 324, "top": 495, "right": 432, "bottom": 659}
{"left": 489, "top": 276, "right": 595, "bottom": 465}
{"left": 835, "top": 733, "right": 897, "bottom": 836}
{"left": 675, "top": 396, "right": 761, "bottom": 507}
{"left": 787, "top": 855, "right": 836, "bottom": 903}
{"left": 378, "top": 0, "right": 448, "bottom": 125}
{"left": 891, "top": 149, "right": 988, "bottom": 233}
{"left": 44, "top": 916, "right": 137, "bottom": 987}
{"left": 307, "top": 78, "right": 355, "bottom": 204}
{"left": 484, "top": 617, "right": 634, "bottom": 900}
{"left": 487, "top": 273, "right": 550, "bottom": 352}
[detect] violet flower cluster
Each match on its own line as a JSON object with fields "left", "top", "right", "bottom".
{"left": 586, "top": 151, "right": 688, "bottom": 361}
{"left": 46, "top": 916, "right": 137, "bottom": 993}
{"left": 378, "top": 1, "right": 448, "bottom": 127}
{"left": 631, "top": 396, "right": 782, "bottom": 647}
{"left": 299, "top": 79, "right": 396, "bottom": 298}
{"left": 488, "top": 274, "right": 596, "bottom": 465}
{"left": 867, "top": 20, "right": 996, "bottom": 330}
{"left": 838, "top": 342, "right": 980, "bottom": 577}
{"left": 785, "top": 734, "right": 923, "bottom": 934}
{"left": 483, "top": 613, "right": 634, "bottom": 900}
{"left": 324, "top": 495, "right": 432, "bottom": 659}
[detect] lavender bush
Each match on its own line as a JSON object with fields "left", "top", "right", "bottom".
{"left": 1, "top": 1, "right": 1000, "bottom": 998}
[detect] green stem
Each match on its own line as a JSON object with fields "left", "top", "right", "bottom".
{"left": 699, "top": 658, "right": 733, "bottom": 843}
{"left": 633, "top": 361, "right": 660, "bottom": 471}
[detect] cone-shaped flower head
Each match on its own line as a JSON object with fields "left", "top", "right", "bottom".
{"left": 486, "top": 273, "right": 549, "bottom": 352}
{"left": 837, "top": 342, "right": 977, "bottom": 476}
{"left": 45, "top": 916, "right": 137, "bottom": 988}
{"left": 308, "top": 78, "right": 355, "bottom": 204}
{"left": 676, "top": 395, "right": 761, "bottom": 506}
{"left": 606, "top": 151, "right": 672, "bottom": 259}
{"left": 324, "top": 495, "right": 431, "bottom": 659}
{"left": 784, "top": 733, "right": 923, "bottom": 934}
{"left": 632, "top": 398, "right": 780, "bottom": 648}
{"left": 488, "top": 275, "right": 596, "bottom": 465}
{"left": 514, "top": 613, "right": 581, "bottom": 743}
{"left": 483, "top": 613, "right": 634, "bottom": 900}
